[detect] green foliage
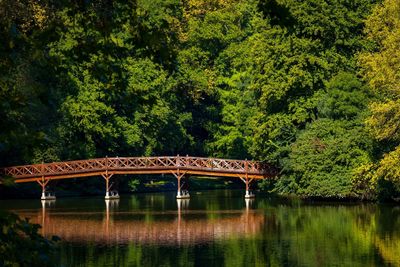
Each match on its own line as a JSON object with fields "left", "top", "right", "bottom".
{"left": 46, "top": 1, "right": 203, "bottom": 158}
{"left": 274, "top": 73, "right": 373, "bottom": 198}
{"left": 360, "top": 0, "right": 400, "bottom": 97}
{"left": 359, "top": 0, "right": 400, "bottom": 196}
{"left": 0, "top": 0, "right": 58, "bottom": 165}
{"left": 277, "top": 119, "right": 372, "bottom": 198}
{"left": 2, "top": 0, "right": 397, "bottom": 200}
{"left": 367, "top": 100, "right": 400, "bottom": 142}
{"left": 0, "top": 210, "right": 58, "bottom": 267}
{"left": 318, "top": 72, "right": 370, "bottom": 120}
{"left": 375, "top": 146, "right": 400, "bottom": 184}
{"left": 128, "top": 178, "right": 141, "bottom": 192}
{"left": 207, "top": 0, "right": 377, "bottom": 167}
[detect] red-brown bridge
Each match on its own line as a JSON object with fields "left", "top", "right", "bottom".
{"left": 0, "top": 155, "right": 277, "bottom": 199}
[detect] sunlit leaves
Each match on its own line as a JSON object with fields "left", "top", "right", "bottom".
{"left": 360, "top": 0, "right": 400, "bottom": 97}
{"left": 367, "top": 100, "right": 400, "bottom": 141}
{"left": 359, "top": 0, "right": 400, "bottom": 190}
{"left": 376, "top": 146, "right": 400, "bottom": 184}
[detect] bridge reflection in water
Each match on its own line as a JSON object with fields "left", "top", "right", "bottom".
{"left": 18, "top": 199, "right": 264, "bottom": 245}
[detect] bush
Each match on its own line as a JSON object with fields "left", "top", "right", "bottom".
{"left": 0, "top": 210, "right": 58, "bottom": 267}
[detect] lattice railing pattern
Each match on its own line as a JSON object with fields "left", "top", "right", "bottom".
{"left": 1, "top": 156, "right": 276, "bottom": 180}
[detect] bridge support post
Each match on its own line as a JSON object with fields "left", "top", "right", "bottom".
{"left": 102, "top": 172, "right": 119, "bottom": 200}
{"left": 37, "top": 177, "right": 56, "bottom": 200}
{"left": 241, "top": 160, "right": 255, "bottom": 199}
{"left": 173, "top": 170, "right": 189, "bottom": 199}
{"left": 240, "top": 177, "right": 255, "bottom": 199}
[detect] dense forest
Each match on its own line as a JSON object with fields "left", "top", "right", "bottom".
{"left": 1, "top": 0, "right": 400, "bottom": 200}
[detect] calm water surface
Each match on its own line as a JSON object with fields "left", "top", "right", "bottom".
{"left": 1, "top": 190, "right": 400, "bottom": 266}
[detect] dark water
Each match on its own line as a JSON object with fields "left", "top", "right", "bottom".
{"left": 1, "top": 190, "right": 400, "bottom": 266}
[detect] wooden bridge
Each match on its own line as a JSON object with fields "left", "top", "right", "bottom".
{"left": 0, "top": 155, "right": 277, "bottom": 199}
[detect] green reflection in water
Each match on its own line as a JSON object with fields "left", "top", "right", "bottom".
{"left": 1, "top": 190, "right": 399, "bottom": 266}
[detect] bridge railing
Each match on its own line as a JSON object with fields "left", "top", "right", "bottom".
{"left": 1, "top": 156, "right": 275, "bottom": 179}
{"left": 100, "top": 156, "right": 269, "bottom": 174}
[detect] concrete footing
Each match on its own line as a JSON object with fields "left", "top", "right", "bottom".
{"left": 176, "top": 190, "right": 190, "bottom": 199}
{"left": 41, "top": 192, "right": 56, "bottom": 200}
{"left": 244, "top": 190, "right": 255, "bottom": 199}
{"left": 105, "top": 190, "right": 120, "bottom": 200}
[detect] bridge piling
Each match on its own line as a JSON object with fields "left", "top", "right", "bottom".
{"left": 240, "top": 177, "right": 255, "bottom": 198}
{"left": 173, "top": 170, "right": 190, "bottom": 199}
{"left": 102, "top": 172, "right": 119, "bottom": 200}
{"left": 37, "top": 176, "right": 56, "bottom": 200}
{"left": 241, "top": 160, "right": 255, "bottom": 198}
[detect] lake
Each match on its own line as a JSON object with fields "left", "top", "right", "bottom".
{"left": 1, "top": 190, "right": 399, "bottom": 266}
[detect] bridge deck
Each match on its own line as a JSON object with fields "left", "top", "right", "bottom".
{"left": 1, "top": 156, "right": 277, "bottom": 183}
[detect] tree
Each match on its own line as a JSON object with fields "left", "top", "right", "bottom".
{"left": 0, "top": 0, "right": 58, "bottom": 166}
{"left": 0, "top": 210, "right": 58, "bottom": 266}
{"left": 272, "top": 73, "right": 373, "bottom": 198}
{"left": 360, "top": 0, "right": 400, "bottom": 188}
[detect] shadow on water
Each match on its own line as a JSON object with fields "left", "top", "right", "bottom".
{"left": 1, "top": 190, "right": 400, "bottom": 266}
